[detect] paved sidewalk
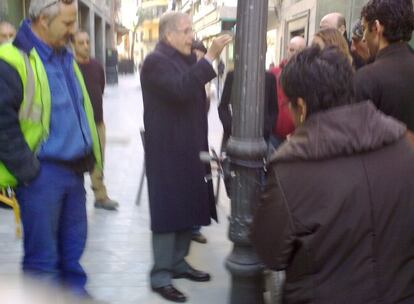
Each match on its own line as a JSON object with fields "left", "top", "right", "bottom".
{"left": 0, "top": 74, "right": 232, "bottom": 304}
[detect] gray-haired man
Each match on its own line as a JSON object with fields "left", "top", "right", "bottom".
{"left": 0, "top": 0, "right": 101, "bottom": 298}
{"left": 141, "top": 12, "right": 231, "bottom": 303}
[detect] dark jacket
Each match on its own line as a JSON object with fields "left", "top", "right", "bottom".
{"left": 140, "top": 42, "right": 217, "bottom": 233}
{"left": 78, "top": 58, "right": 105, "bottom": 124}
{"left": 218, "top": 71, "right": 277, "bottom": 145}
{"left": 0, "top": 59, "right": 37, "bottom": 184}
{"left": 355, "top": 42, "right": 414, "bottom": 131}
{"left": 252, "top": 101, "right": 414, "bottom": 304}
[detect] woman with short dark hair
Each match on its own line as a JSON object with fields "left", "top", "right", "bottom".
{"left": 252, "top": 45, "right": 414, "bottom": 304}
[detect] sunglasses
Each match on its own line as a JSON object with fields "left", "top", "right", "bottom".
{"left": 44, "top": 0, "right": 74, "bottom": 9}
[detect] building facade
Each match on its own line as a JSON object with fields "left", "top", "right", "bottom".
{"left": 76, "top": 0, "right": 117, "bottom": 67}
{"left": 134, "top": 0, "right": 169, "bottom": 64}
{"left": 0, "top": 0, "right": 117, "bottom": 67}
{"left": 268, "top": 0, "right": 414, "bottom": 64}
{"left": 267, "top": 0, "right": 318, "bottom": 65}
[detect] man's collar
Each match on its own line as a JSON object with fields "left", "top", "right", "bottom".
{"left": 13, "top": 19, "right": 70, "bottom": 60}
{"left": 155, "top": 41, "right": 197, "bottom": 64}
{"left": 156, "top": 41, "right": 178, "bottom": 57}
{"left": 376, "top": 41, "right": 409, "bottom": 60}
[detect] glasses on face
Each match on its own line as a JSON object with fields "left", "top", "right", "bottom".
{"left": 44, "top": 0, "right": 74, "bottom": 9}
{"left": 174, "top": 27, "right": 194, "bottom": 35}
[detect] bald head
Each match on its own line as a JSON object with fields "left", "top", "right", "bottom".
{"left": 286, "top": 36, "right": 306, "bottom": 61}
{"left": 0, "top": 21, "right": 16, "bottom": 44}
{"left": 320, "top": 12, "right": 346, "bottom": 35}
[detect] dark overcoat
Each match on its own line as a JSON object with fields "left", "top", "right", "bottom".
{"left": 355, "top": 42, "right": 414, "bottom": 131}
{"left": 252, "top": 101, "right": 414, "bottom": 304}
{"left": 140, "top": 41, "right": 217, "bottom": 233}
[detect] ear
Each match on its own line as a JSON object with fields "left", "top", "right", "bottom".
{"left": 338, "top": 24, "right": 346, "bottom": 35}
{"left": 164, "top": 31, "right": 173, "bottom": 44}
{"left": 297, "top": 97, "right": 307, "bottom": 123}
{"left": 373, "top": 20, "right": 384, "bottom": 36}
{"left": 370, "top": 20, "right": 380, "bottom": 34}
{"left": 37, "top": 13, "right": 50, "bottom": 30}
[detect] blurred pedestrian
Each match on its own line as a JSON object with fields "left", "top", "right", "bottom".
{"left": 218, "top": 68, "right": 277, "bottom": 197}
{"left": 319, "top": 12, "right": 348, "bottom": 42}
{"left": 0, "top": 0, "right": 102, "bottom": 298}
{"left": 350, "top": 20, "right": 371, "bottom": 69}
{"left": 190, "top": 39, "right": 209, "bottom": 244}
{"left": 72, "top": 30, "right": 119, "bottom": 211}
{"left": 218, "top": 70, "right": 277, "bottom": 151}
{"left": 355, "top": 0, "right": 414, "bottom": 132}
{"left": 0, "top": 21, "right": 16, "bottom": 44}
{"left": 269, "top": 36, "right": 305, "bottom": 149}
{"left": 0, "top": 20, "right": 16, "bottom": 210}
{"left": 253, "top": 45, "right": 414, "bottom": 304}
{"left": 140, "top": 12, "right": 231, "bottom": 303}
{"left": 319, "top": 12, "right": 365, "bottom": 70}
{"left": 312, "top": 28, "right": 353, "bottom": 64}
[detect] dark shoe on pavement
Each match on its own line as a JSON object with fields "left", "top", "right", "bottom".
{"left": 191, "top": 233, "right": 207, "bottom": 244}
{"left": 94, "top": 199, "right": 119, "bottom": 211}
{"left": 152, "top": 284, "right": 187, "bottom": 302}
{"left": 173, "top": 267, "right": 211, "bottom": 282}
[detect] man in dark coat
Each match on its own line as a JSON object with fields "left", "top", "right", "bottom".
{"left": 355, "top": 0, "right": 414, "bottom": 131}
{"left": 140, "top": 12, "right": 231, "bottom": 303}
{"left": 252, "top": 45, "right": 414, "bottom": 304}
{"left": 218, "top": 70, "right": 277, "bottom": 147}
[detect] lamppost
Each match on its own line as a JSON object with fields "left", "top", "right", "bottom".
{"left": 225, "top": 0, "right": 268, "bottom": 303}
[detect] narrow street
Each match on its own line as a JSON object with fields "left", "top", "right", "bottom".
{"left": 0, "top": 74, "right": 232, "bottom": 304}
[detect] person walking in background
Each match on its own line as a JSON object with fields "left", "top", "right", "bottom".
{"left": 319, "top": 12, "right": 348, "bottom": 41}
{"left": 350, "top": 20, "right": 372, "bottom": 69}
{"left": 0, "top": 21, "right": 16, "bottom": 44}
{"left": 355, "top": 0, "right": 414, "bottom": 132}
{"left": 269, "top": 36, "right": 305, "bottom": 149}
{"left": 140, "top": 11, "right": 231, "bottom": 303}
{"left": 218, "top": 70, "right": 277, "bottom": 151}
{"left": 72, "top": 30, "right": 119, "bottom": 211}
{"left": 0, "top": 20, "right": 17, "bottom": 209}
{"left": 253, "top": 45, "right": 414, "bottom": 304}
{"left": 190, "top": 39, "right": 210, "bottom": 244}
{"left": 0, "top": 0, "right": 101, "bottom": 298}
{"left": 319, "top": 12, "right": 366, "bottom": 70}
{"left": 312, "top": 28, "right": 353, "bottom": 64}
{"left": 218, "top": 68, "right": 277, "bottom": 198}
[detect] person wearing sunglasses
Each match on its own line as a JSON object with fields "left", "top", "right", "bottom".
{"left": 0, "top": 0, "right": 101, "bottom": 298}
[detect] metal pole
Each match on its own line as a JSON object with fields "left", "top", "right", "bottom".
{"left": 225, "top": 0, "right": 268, "bottom": 303}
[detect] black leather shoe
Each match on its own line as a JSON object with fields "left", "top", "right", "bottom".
{"left": 152, "top": 284, "right": 187, "bottom": 302}
{"left": 173, "top": 267, "right": 211, "bottom": 282}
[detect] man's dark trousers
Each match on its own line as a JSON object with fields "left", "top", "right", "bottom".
{"left": 16, "top": 161, "right": 88, "bottom": 294}
{"left": 150, "top": 229, "right": 192, "bottom": 288}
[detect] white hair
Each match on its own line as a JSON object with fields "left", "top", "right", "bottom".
{"left": 159, "top": 11, "right": 189, "bottom": 41}
{"left": 29, "top": 0, "right": 61, "bottom": 21}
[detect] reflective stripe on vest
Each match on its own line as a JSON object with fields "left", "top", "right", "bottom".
{"left": 0, "top": 44, "right": 102, "bottom": 187}
{"left": 18, "top": 50, "right": 41, "bottom": 122}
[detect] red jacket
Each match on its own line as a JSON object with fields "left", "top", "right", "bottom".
{"left": 271, "top": 60, "right": 295, "bottom": 138}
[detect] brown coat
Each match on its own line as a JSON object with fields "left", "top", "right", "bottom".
{"left": 252, "top": 101, "right": 414, "bottom": 304}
